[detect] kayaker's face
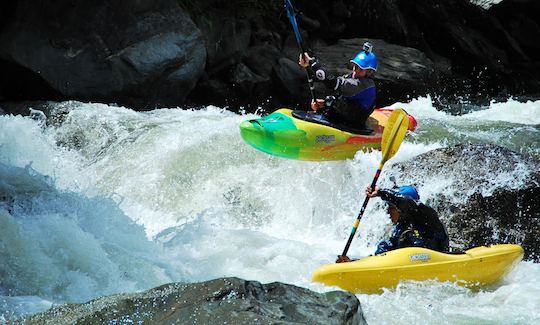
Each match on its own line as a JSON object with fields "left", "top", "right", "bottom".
{"left": 388, "top": 205, "right": 400, "bottom": 224}
{"left": 352, "top": 65, "right": 367, "bottom": 78}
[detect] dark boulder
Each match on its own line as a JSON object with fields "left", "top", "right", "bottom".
{"left": 295, "top": 0, "right": 540, "bottom": 105}
{"left": 194, "top": 13, "right": 251, "bottom": 78}
{"left": 490, "top": 0, "right": 540, "bottom": 60}
{"left": 0, "top": 0, "right": 206, "bottom": 109}
{"left": 23, "top": 278, "right": 365, "bottom": 324}
{"left": 186, "top": 8, "right": 291, "bottom": 111}
{"left": 389, "top": 144, "right": 540, "bottom": 261}
{"left": 274, "top": 57, "right": 308, "bottom": 101}
{"left": 187, "top": 0, "right": 540, "bottom": 111}
{"left": 244, "top": 44, "right": 281, "bottom": 79}
{"left": 189, "top": 40, "right": 286, "bottom": 111}
{"left": 487, "top": 0, "right": 540, "bottom": 97}
{"left": 450, "top": 185, "right": 540, "bottom": 261}
{"left": 2, "top": 0, "right": 540, "bottom": 111}
{"left": 0, "top": 101, "right": 59, "bottom": 121}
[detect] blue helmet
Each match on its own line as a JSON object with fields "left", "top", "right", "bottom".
{"left": 397, "top": 185, "right": 420, "bottom": 201}
{"left": 350, "top": 42, "right": 378, "bottom": 71}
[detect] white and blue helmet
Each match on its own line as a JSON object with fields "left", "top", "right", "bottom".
{"left": 350, "top": 42, "right": 378, "bottom": 71}
{"left": 397, "top": 185, "right": 420, "bottom": 201}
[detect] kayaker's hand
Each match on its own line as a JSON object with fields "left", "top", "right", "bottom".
{"left": 336, "top": 255, "right": 351, "bottom": 263}
{"left": 311, "top": 99, "right": 325, "bottom": 111}
{"left": 365, "top": 186, "right": 379, "bottom": 198}
{"left": 298, "top": 52, "right": 311, "bottom": 68}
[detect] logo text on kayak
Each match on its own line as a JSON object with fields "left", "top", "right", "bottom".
{"left": 316, "top": 135, "right": 335, "bottom": 143}
{"left": 409, "top": 253, "right": 430, "bottom": 262}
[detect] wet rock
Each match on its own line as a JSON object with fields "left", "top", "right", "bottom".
{"left": 489, "top": 0, "right": 540, "bottom": 60}
{"left": 229, "top": 63, "right": 268, "bottom": 94}
{"left": 274, "top": 57, "right": 308, "bottom": 100}
{"left": 244, "top": 44, "right": 281, "bottom": 79}
{"left": 294, "top": 0, "right": 540, "bottom": 106}
{"left": 449, "top": 185, "right": 540, "bottom": 261}
{"left": 0, "top": 100, "right": 84, "bottom": 127}
{"left": 195, "top": 14, "right": 251, "bottom": 78}
{"left": 23, "top": 278, "right": 365, "bottom": 324}
{"left": 2, "top": 0, "right": 540, "bottom": 110}
{"left": 389, "top": 144, "right": 540, "bottom": 261}
{"left": 190, "top": 43, "right": 282, "bottom": 110}
{"left": 187, "top": 0, "right": 540, "bottom": 109}
{"left": 0, "top": 101, "right": 54, "bottom": 118}
{"left": 0, "top": 0, "right": 206, "bottom": 109}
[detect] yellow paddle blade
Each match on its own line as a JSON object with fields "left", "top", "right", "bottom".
{"left": 381, "top": 109, "right": 409, "bottom": 162}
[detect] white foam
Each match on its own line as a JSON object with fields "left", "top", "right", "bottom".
{"left": 0, "top": 100, "right": 538, "bottom": 322}
{"left": 359, "top": 261, "right": 540, "bottom": 325}
{"left": 387, "top": 96, "right": 540, "bottom": 125}
{"left": 464, "top": 98, "right": 540, "bottom": 125}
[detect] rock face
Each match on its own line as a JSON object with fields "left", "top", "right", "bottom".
{"left": 24, "top": 278, "right": 365, "bottom": 325}
{"left": 389, "top": 144, "right": 540, "bottom": 261}
{"left": 489, "top": 0, "right": 540, "bottom": 61}
{"left": 450, "top": 185, "right": 539, "bottom": 261}
{"left": 296, "top": 0, "right": 540, "bottom": 102}
{"left": 1, "top": 0, "right": 539, "bottom": 110}
{"left": 0, "top": 0, "right": 206, "bottom": 108}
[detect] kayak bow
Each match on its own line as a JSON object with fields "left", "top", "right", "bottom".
{"left": 239, "top": 108, "right": 417, "bottom": 161}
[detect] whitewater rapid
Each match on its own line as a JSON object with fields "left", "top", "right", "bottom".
{"left": 1, "top": 97, "right": 539, "bottom": 323}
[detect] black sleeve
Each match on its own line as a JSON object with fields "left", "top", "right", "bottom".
{"left": 417, "top": 203, "right": 448, "bottom": 237}
{"left": 378, "top": 189, "right": 418, "bottom": 214}
{"left": 306, "top": 57, "right": 341, "bottom": 90}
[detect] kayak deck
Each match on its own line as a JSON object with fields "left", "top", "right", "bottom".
{"left": 312, "top": 244, "right": 523, "bottom": 294}
{"left": 239, "top": 108, "right": 417, "bottom": 161}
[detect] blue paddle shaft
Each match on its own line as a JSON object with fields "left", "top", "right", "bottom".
{"left": 284, "top": 0, "right": 314, "bottom": 100}
{"left": 285, "top": 0, "right": 304, "bottom": 49}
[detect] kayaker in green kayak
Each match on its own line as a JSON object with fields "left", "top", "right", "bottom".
{"left": 365, "top": 184, "right": 449, "bottom": 255}
{"left": 298, "top": 41, "right": 378, "bottom": 132}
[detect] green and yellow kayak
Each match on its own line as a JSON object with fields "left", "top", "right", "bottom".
{"left": 239, "top": 108, "right": 417, "bottom": 161}
{"left": 312, "top": 244, "right": 523, "bottom": 294}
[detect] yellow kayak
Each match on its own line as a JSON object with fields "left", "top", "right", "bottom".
{"left": 312, "top": 244, "right": 523, "bottom": 294}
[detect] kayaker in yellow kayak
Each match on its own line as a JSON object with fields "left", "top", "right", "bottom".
{"left": 365, "top": 184, "right": 450, "bottom": 255}
{"left": 298, "top": 41, "right": 378, "bottom": 132}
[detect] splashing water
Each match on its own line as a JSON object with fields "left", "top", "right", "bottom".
{"left": 0, "top": 98, "right": 539, "bottom": 323}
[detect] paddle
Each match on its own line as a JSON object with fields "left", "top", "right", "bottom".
{"left": 284, "top": 0, "right": 315, "bottom": 102}
{"left": 337, "top": 109, "right": 410, "bottom": 263}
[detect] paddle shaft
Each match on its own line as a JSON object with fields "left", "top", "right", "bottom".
{"left": 340, "top": 162, "right": 383, "bottom": 257}
{"left": 299, "top": 52, "right": 316, "bottom": 103}
{"left": 339, "top": 111, "right": 407, "bottom": 258}
{"left": 284, "top": 0, "right": 315, "bottom": 101}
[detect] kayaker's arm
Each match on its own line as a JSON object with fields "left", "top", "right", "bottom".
{"left": 305, "top": 57, "right": 344, "bottom": 91}
{"left": 378, "top": 189, "right": 418, "bottom": 214}
{"left": 376, "top": 222, "right": 425, "bottom": 255}
{"left": 375, "top": 223, "right": 401, "bottom": 254}
{"left": 300, "top": 53, "right": 366, "bottom": 99}
{"left": 375, "top": 238, "right": 396, "bottom": 255}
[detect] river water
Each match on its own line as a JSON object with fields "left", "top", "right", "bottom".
{"left": 1, "top": 97, "right": 539, "bottom": 324}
